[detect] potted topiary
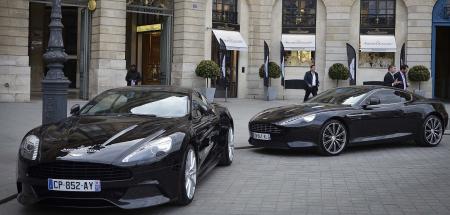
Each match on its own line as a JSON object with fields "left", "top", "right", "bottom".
{"left": 328, "top": 63, "right": 349, "bottom": 87}
{"left": 259, "top": 62, "right": 281, "bottom": 100}
{"left": 195, "top": 60, "right": 220, "bottom": 102}
{"left": 408, "top": 65, "right": 430, "bottom": 97}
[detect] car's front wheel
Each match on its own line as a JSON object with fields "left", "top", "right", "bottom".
{"left": 219, "top": 127, "right": 234, "bottom": 166}
{"left": 176, "top": 145, "right": 197, "bottom": 205}
{"left": 318, "top": 120, "right": 348, "bottom": 156}
{"left": 417, "top": 115, "right": 444, "bottom": 147}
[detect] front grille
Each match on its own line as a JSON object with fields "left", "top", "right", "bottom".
{"left": 28, "top": 162, "right": 132, "bottom": 181}
{"left": 249, "top": 123, "right": 282, "bottom": 134}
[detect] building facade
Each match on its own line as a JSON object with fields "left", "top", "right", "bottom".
{"left": 1, "top": 0, "right": 449, "bottom": 102}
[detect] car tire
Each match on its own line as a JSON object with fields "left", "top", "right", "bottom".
{"left": 175, "top": 145, "right": 197, "bottom": 206}
{"left": 416, "top": 115, "right": 444, "bottom": 147}
{"left": 318, "top": 120, "right": 348, "bottom": 156}
{"left": 219, "top": 127, "right": 234, "bottom": 166}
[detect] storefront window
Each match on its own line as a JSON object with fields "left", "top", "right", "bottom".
{"left": 213, "top": 0, "right": 239, "bottom": 30}
{"left": 285, "top": 51, "right": 315, "bottom": 67}
{"left": 282, "top": 0, "right": 316, "bottom": 34}
{"left": 359, "top": 52, "right": 394, "bottom": 69}
{"left": 360, "top": 0, "right": 396, "bottom": 35}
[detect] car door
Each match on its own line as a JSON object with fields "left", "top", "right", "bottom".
{"left": 348, "top": 89, "right": 406, "bottom": 143}
{"left": 190, "top": 92, "right": 219, "bottom": 171}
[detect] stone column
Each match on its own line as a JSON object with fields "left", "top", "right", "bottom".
{"left": 0, "top": 0, "right": 30, "bottom": 102}
{"left": 405, "top": 0, "right": 435, "bottom": 97}
{"left": 246, "top": 0, "right": 273, "bottom": 99}
{"left": 89, "top": 0, "right": 127, "bottom": 98}
{"left": 322, "top": 0, "right": 354, "bottom": 90}
{"left": 172, "top": 0, "right": 206, "bottom": 88}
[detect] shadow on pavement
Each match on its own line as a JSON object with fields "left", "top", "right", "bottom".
{"left": 249, "top": 141, "right": 424, "bottom": 157}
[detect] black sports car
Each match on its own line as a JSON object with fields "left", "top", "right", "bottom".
{"left": 249, "top": 86, "right": 448, "bottom": 156}
{"left": 17, "top": 86, "right": 234, "bottom": 209}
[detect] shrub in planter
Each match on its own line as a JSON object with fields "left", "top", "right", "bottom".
{"left": 259, "top": 62, "right": 281, "bottom": 81}
{"left": 195, "top": 60, "right": 220, "bottom": 102}
{"left": 195, "top": 60, "right": 220, "bottom": 81}
{"left": 258, "top": 62, "right": 281, "bottom": 100}
{"left": 408, "top": 65, "right": 430, "bottom": 90}
{"left": 328, "top": 63, "right": 349, "bottom": 87}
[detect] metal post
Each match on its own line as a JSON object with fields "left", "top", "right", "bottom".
{"left": 42, "top": 0, "right": 70, "bottom": 124}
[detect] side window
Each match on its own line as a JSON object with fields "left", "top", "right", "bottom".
{"left": 368, "top": 90, "right": 402, "bottom": 105}
{"left": 394, "top": 91, "right": 412, "bottom": 102}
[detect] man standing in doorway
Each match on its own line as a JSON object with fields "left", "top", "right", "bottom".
{"left": 395, "top": 65, "right": 409, "bottom": 90}
{"left": 383, "top": 65, "right": 401, "bottom": 88}
{"left": 126, "top": 65, "right": 141, "bottom": 86}
{"left": 304, "top": 64, "right": 319, "bottom": 102}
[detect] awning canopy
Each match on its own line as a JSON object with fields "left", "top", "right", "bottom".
{"left": 360, "top": 35, "right": 397, "bottom": 52}
{"left": 212, "top": 29, "right": 248, "bottom": 51}
{"left": 281, "top": 34, "right": 316, "bottom": 51}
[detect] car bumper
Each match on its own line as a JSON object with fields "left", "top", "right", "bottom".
{"left": 17, "top": 160, "right": 182, "bottom": 209}
{"left": 248, "top": 122, "right": 321, "bottom": 149}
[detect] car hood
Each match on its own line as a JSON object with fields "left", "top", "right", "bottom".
{"left": 251, "top": 103, "right": 352, "bottom": 123}
{"left": 36, "top": 115, "right": 187, "bottom": 163}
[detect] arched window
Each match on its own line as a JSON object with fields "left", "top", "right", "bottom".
{"left": 282, "top": 0, "right": 317, "bottom": 34}
{"left": 360, "top": 0, "right": 396, "bottom": 35}
{"left": 213, "top": 0, "right": 239, "bottom": 30}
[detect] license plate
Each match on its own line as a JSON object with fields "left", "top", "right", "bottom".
{"left": 48, "top": 179, "right": 101, "bottom": 192}
{"left": 252, "top": 132, "right": 271, "bottom": 140}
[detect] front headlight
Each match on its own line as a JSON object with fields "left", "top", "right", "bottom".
{"left": 20, "top": 135, "right": 40, "bottom": 160}
{"left": 276, "top": 114, "right": 316, "bottom": 126}
{"left": 122, "top": 136, "right": 173, "bottom": 163}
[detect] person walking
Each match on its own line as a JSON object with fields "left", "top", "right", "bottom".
{"left": 394, "top": 65, "right": 409, "bottom": 90}
{"left": 125, "top": 65, "right": 141, "bottom": 86}
{"left": 383, "top": 65, "right": 401, "bottom": 88}
{"left": 304, "top": 64, "right": 319, "bottom": 102}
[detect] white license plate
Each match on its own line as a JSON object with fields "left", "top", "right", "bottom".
{"left": 48, "top": 179, "right": 101, "bottom": 192}
{"left": 252, "top": 132, "right": 271, "bottom": 140}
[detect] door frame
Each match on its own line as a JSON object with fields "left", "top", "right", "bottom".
{"left": 431, "top": 0, "right": 450, "bottom": 98}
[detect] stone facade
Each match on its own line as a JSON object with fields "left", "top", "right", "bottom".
{"left": 89, "top": 0, "right": 127, "bottom": 98}
{"left": 0, "top": 0, "right": 442, "bottom": 102}
{"left": 0, "top": 0, "right": 30, "bottom": 102}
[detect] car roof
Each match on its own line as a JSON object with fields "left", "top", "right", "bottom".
{"left": 108, "top": 85, "right": 193, "bottom": 94}
{"left": 334, "top": 85, "right": 400, "bottom": 92}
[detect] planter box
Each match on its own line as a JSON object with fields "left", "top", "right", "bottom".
{"left": 414, "top": 89, "right": 426, "bottom": 97}
{"left": 264, "top": 87, "right": 277, "bottom": 101}
{"left": 200, "top": 87, "right": 216, "bottom": 103}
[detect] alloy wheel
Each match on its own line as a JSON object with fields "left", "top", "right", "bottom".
{"left": 424, "top": 116, "right": 443, "bottom": 145}
{"left": 184, "top": 149, "right": 197, "bottom": 200}
{"left": 228, "top": 128, "right": 235, "bottom": 162}
{"left": 322, "top": 122, "right": 347, "bottom": 155}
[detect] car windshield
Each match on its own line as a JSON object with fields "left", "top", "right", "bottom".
{"left": 307, "top": 87, "right": 371, "bottom": 106}
{"left": 80, "top": 90, "right": 189, "bottom": 118}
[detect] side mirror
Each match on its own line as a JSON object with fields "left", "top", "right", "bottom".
{"left": 70, "top": 104, "right": 80, "bottom": 116}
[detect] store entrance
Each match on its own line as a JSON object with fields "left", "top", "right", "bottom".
{"left": 434, "top": 27, "right": 450, "bottom": 100}
{"left": 29, "top": 3, "right": 80, "bottom": 97}
{"left": 141, "top": 32, "right": 161, "bottom": 85}
{"left": 211, "top": 36, "right": 239, "bottom": 98}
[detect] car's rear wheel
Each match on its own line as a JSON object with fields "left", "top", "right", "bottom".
{"left": 417, "top": 115, "right": 443, "bottom": 147}
{"left": 219, "top": 127, "right": 234, "bottom": 166}
{"left": 176, "top": 145, "right": 197, "bottom": 205}
{"left": 318, "top": 120, "right": 347, "bottom": 156}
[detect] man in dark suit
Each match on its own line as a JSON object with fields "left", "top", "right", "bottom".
{"left": 384, "top": 65, "right": 401, "bottom": 88}
{"left": 304, "top": 64, "right": 319, "bottom": 102}
{"left": 394, "top": 65, "right": 409, "bottom": 90}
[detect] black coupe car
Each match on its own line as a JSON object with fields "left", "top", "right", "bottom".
{"left": 17, "top": 86, "right": 234, "bottom": 209}
{"left": 249, "top": 86, "right": 448, "bottom": 156}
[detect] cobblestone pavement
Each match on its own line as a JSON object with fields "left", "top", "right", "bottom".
{"left": 1, "top": 99, "right": 450, "bottom": 215}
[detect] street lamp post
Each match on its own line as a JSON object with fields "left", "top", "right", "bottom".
{"left": 42, "top": 0, "right": 70, "bottom": 124}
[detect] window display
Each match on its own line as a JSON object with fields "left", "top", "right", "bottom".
{"left": 358, "top": 52, "right": 394, "bottom": 69}
{"left": 285, "top": 51, "right": 315, "bottom": 67}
